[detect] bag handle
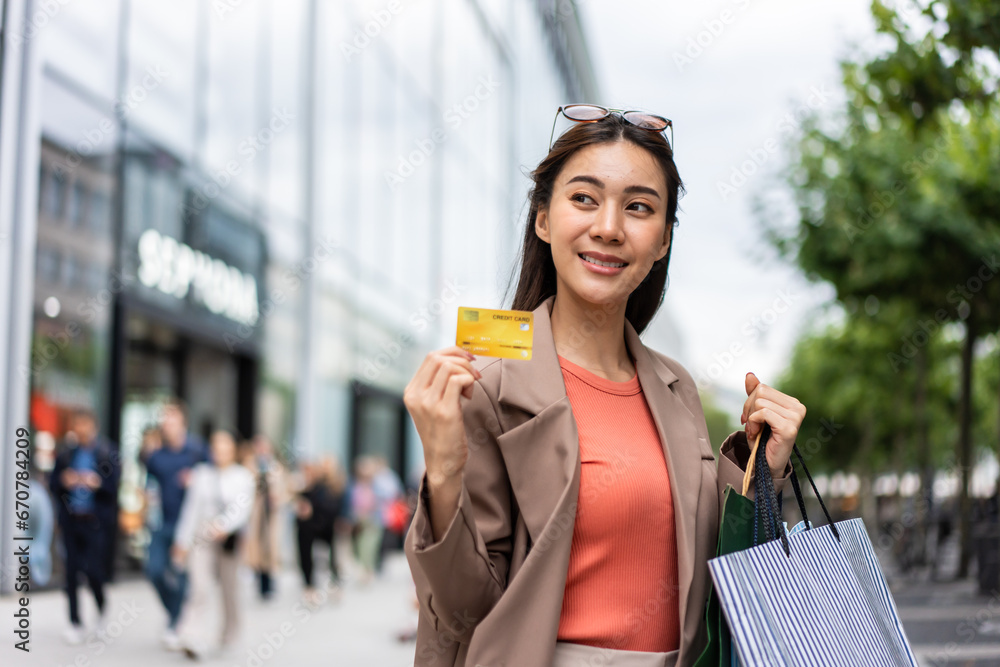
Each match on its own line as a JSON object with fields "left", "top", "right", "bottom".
{"left": 747, "top": 423, "right": 841, "bottom": 557}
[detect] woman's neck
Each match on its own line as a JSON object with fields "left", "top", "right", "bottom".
{"left": 549, "top": 292, "right": 634, "bottom": 381}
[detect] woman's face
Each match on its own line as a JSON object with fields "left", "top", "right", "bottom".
{"left": 211, "top": 432, "right": 236, "bottom": 467}
{"left": 536, "top": 140, "right": 671, "bottom": 308}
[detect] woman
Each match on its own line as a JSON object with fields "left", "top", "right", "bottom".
{"left": 295, "top": 457, "right": 347, "bottom": 605}
{"left": 402, "top": 106, "right": 806, "bottom": 667}
{"left": 241, "top": 434, "right": 289, "bottom": 601}
{"left": 171, "top": 429, "right": 255, "bottom": 659}
{"left": 349, "top": 455, "right": 383, "bottom": 583}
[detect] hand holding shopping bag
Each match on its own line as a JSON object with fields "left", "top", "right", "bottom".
{"left": 703, "top": 423, "right": 919, "bottom": 667}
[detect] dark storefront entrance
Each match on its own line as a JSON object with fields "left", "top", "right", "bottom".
{"left": 109, "top": 145, "right": 267, "bottom": 570}
{"left": 120, "top": 310, "right": 257, "bottom": 444}
{"left": 349, "top": 381, "right": 409, "bottom": 480}
{"left": 112, "top": 306, "right": 259, "bottom": 568}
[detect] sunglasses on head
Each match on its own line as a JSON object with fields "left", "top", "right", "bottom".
{"left": 548, "top": 104, "right": 674, "bottom": 151}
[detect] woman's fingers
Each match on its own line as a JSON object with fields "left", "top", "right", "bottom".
{"left": 747, "top": 396, "right": 798, "bottom": 424}
{"left": 408, "top": 346, "right": 464, "bottom": 386}
{"left": 742, "top": 382, "right": 805, "bottom": 425}
{"left": 740, "top": 377, "right": 807, "bottom": 477}
{"left": 443, "top": 369, "right": 477, "bottom": 404}
{"left": 406, "top": 347, "right": 481, "bottom": 406}
{"left": 428, "top": 360, "right": 468, "bottom": 404}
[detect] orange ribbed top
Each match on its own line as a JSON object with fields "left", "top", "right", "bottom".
{"left": 555, "top": 353, "right": 680, "bottom": 652}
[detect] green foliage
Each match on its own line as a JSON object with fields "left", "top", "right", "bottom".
{"left": 700, "top": 391, "right": 739, "bottom": 459}
{"left": 776, "top": 302, "right": 962, "bottom": 473}
{"left": 765, "top": 0, "right": 1000, "bottom": 481}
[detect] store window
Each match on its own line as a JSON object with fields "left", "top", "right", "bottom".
{"left": 43, "top": 169, "right": 65, "bottom": 220}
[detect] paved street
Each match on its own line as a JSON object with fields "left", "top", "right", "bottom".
{"left": 0, "top": 552, "right": 420, "bottom": 667}
{"left": 896, "top": 577, "right": 1000, "bottom": 667}
{"left": 882, "top": 533, "right": 1000, "bottom": 667}
{"left": 3, "top": 542, "right": 1000, "bottom": 666}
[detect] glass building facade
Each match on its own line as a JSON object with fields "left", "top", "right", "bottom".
{"left": 0, "top": 0, "right": 598, "bottom": 589}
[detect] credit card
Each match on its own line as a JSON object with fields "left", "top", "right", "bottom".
{"left": 456, "top": 306, "right": 533, "bottom": 360}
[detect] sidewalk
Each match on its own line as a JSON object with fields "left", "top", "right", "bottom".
{"left": 5, "top": 542, "right": 1000, "bottom": 666}
{"left": 883, "top": 533, "right": 1000, "bottom": 666}
{"left": 0, "top": 552, "right": 420, "bottom": 667}
{"left": 895, "top": 578, "right": 1000, "bottom": 666}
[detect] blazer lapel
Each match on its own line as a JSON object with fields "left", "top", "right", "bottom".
{"left": 493, "top": 294, "right": 706, "bottom": 639}
{"left": 625, "top": 317, "right": 706, "bottom": 642}
{"left": 495, "top": 295, "right": 579, "bottom": 544}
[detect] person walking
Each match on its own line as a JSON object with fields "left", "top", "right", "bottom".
{"left": 294, "top": 457, "right": 347, "bottom": 605}
{"left": 403, "top": 106, "right": 809, "bottom": 667}
{"left": 372, "top": 455, "right": 405, "bottom": 574}
{"left": 140, "top": 399, "right": 207, "bottom": 650}
{"left": 348, "top": 456, "right": 382, "bottom": 584}
{"left": 49, "top": 408, "right": 121, "bottom": 644}
{"left": 171, "top": 429, "right": 255, "bottom": 659}
{"left": 242, "top": 434, "right": 289, "bottom": 601}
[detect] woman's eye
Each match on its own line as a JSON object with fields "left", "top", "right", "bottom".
{"left": 629, "top": 202, "right": 653, "bottom": 213}
{"left": 572, "top": 193, "right": 595, "bottom": 204}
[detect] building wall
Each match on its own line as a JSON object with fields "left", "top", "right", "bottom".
{"left": 0, "top": 0, "right": 599, "bottom": 590}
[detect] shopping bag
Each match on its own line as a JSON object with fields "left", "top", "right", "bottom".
{"left": 695, "top": 427, "right": 787, "bottom": 667}
{"left": 706, "top": 425, "right": 918, "bottom": 667}
{"left": 693, "top": 485, "right": 756, "bottom": 667}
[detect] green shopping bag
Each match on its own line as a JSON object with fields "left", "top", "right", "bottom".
{"left": 693, "top": 484, "right": 757, "bottom": 667}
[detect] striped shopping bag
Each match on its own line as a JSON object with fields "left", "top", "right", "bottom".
{"left": 706, "top": 425, "right": 918, "bottom": 667}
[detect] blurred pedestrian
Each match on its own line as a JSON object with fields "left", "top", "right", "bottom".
{"left": 371, "top": 455, "right": 405, "bottom": 573}
{"left": 141, "top": 426, "right": 164, "bottom": 534}
{"left": 295, "top": 457, "right": 346, "bottom": 605}
{"left": 171, "top": 429, "right": 255, "bottom": 660}
{"left": 242, "top": 434, "right": 289, "bottom": 601}
{"left": 49, "top": 408, "right": 121, "bottom": 645}
{"left": 349, "top": 456, "right": 382, "bottom": 583}
{"left": 26, "top": 431, "right": 55, "bottom": 587}
{"left": 140, "top": 399, "right": 207, "bottom": 651}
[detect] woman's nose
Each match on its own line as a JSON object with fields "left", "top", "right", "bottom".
{"left": 591, "top": 207, "right": 625, "bottom": 242}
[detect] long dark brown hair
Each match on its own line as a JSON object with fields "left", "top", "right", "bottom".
{"left": 504, "top": 113, "right": 684, "bottom": 335}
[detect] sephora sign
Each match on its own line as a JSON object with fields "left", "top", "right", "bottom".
{"left": 137, "top": 229, "right": 259, "bottom": 327}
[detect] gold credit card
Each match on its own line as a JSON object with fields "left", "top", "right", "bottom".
{"left": 456, "top": 306, "right": 533, "bottom": 360}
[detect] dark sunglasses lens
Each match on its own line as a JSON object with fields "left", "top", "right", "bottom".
{"left": 563, "top": 104, "right": 608, "bottom": 121}
{"left": 624, "top": 112, "right": 669, "bottom": 131}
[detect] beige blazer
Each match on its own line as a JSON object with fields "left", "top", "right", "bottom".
{"left": 404, "top": 294, "right": 785, "bottom": 667}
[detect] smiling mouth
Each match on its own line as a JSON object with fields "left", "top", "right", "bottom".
{"left": 579, "top": 253, "right": 628, "bottom": 268}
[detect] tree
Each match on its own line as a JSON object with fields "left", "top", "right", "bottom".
{"left": 767, "top": 0, "right": 1000, "bottom": 576}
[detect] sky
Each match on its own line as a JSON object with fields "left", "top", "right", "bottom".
{"left": 577, "top": 0, "right": 879, "bottom": 413}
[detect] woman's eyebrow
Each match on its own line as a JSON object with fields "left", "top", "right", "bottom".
{"left": 566, "top": 174, "right": 661, "bottom": 199}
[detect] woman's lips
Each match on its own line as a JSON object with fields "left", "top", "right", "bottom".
{"left": 579, "top": 253, "right": 627, "bottom": 275}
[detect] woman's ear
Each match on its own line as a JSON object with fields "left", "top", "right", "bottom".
{"left": 655, "top": 224, "right": 672, "bottom": 261}
{"left": 535, "top": 208, "right": 551, "bottom": 243}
